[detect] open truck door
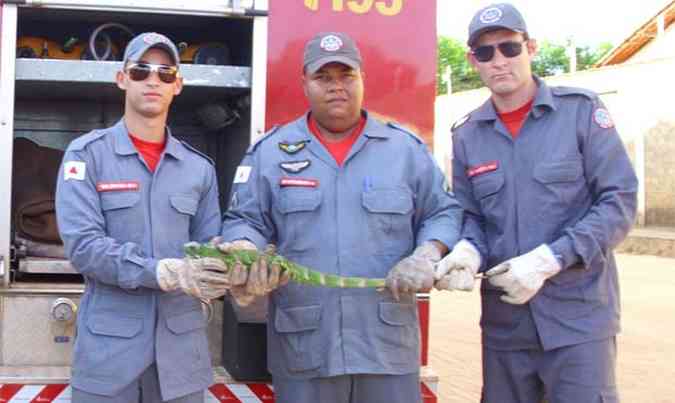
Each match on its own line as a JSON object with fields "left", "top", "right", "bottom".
{"left": 0, "top": 1, "right": 438, "bottom": 401}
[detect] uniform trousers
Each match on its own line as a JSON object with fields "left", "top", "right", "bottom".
{"left": 482, "top": 337, "right": 618, "bottom": 403}
{"left": 72, "top": 363, "right": 204, "bottom": 403}
{"left": 274, "top": 372, "right": 421, "bottom": 403}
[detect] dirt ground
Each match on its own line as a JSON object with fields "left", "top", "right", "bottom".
{"left": 428, "top": 253, "right": 675, "bottom": 403}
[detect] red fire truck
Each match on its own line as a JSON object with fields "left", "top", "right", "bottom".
{"left": 0, "top": 1, "right": 439, "bottom": 401}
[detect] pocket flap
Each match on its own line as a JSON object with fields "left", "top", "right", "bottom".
{"left": 534, "top": 161, "right": 583, "bottom": 183}
{"left": 166, "top": 309, "right": 206, "bottom": 334}
{"left": 362, "top": 188, "right": 413, "bottom": 214}
{"left": 472, "top": 172, "right": 504, "bottom": 200}
{"left": 277, "top": 190, "right": 322, "bottom": 214}
{"left": 274, "top": 305, "right": 322, "bottom": 333}
{"left": 101, "top": 193, "right": 140, "bottom": 211}
{"left": 170, "top": 195, "right": 199, "bottom": 216}
{"left": 87, "top": 315, "right": 142, "bottom": 338}
{"left": 379, "top": 302, "right": 416, "bottom": 326}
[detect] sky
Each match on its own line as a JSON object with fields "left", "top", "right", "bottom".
{"left": 437, "top": 0, "right": 673, "bottom": 47}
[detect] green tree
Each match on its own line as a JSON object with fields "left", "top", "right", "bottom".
{"left": 437, "top": 36, "right": 482, "bottom": 94}
{"left": 532, "top": 41, "right": 569, "bottom": 76}
{"left": 438, "top": 37, "right": 614, "bottom": 92}
{"left": 577, "top": 42, "right": 613, "bottom": 70}
{"left": 533, "top": 41, "right": 614, "bottom": 77}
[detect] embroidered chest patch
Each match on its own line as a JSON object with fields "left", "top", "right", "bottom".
{"left": 96, "top": 181, "right": 140, "bottom": 192}
{"left": 279, "top": 140, "right": 307, "bottom": 154}
{"left": 279, "top": 160, "right": 311, "bottom": 174}
{"left": 279, "top": 177, "right": 319, "bottom": 188}
{"left": 467, "top": 161, "right": 499, "bottom": 178}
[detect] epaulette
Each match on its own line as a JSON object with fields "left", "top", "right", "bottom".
{"left": 246, "top": 125, "right": 279, "bottom": 154}
{"left": 387, "top": 121, "right": 423, "bottom": 144}
{"left": 451, "top": 114, "right": 470, "bottom": 132}
{"left": 551, "top": 86, "right": 597, "bottom": 101}
{"left": 68, "top": 129, "right": 106, "bottom": 151}
{"left": 180, "top": 140, "right": 215, "bottom": 166}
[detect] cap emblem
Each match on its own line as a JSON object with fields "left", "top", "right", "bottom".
{"left": 320, "top": 35, "right": 343, "bottom": 52}
{"left": 143, "top": 33, "right": 171, "bottom": 45}
{"left": 479, "top": 7, "right": 503, "bottom": 24}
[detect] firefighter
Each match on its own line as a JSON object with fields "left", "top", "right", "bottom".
{"left": 217, "top": 32, "right": 462, "bottom": 403}
{"left": 433, "top": 3, "right": 638, "bottom": 402}
{"left": 55, "top": 32, "right": 228, "bottom": 402}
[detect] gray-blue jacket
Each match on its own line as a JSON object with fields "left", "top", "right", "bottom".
{"left": 222, "top": 112, "right": 462, "bottom": 380}
{"left": 55, "top": 120, "right": 221, "bottom": 400}
{"left": 452, "top": 77, "right": 638, "bottom": 351}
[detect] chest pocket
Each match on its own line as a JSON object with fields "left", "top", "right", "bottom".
{"left": 533, "top": 159, "right": 586, "bottom": 210}
{"left": 276, "top": 188, "right": 323, "bottom": 254}
{"left": 471, "top": 171, "right": 506, "bottom": 226}
{"left": 168, "top": 194, "right": 199, "bottom": 248}
{"left": 362, "top": 187, "right": 414, "bottom": 255}
{"left": 101, "top": 192, "right": 142, "bottom": 242}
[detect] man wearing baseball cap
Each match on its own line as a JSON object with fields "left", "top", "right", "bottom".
{"left": 218, "top": 31, "right": 462, "bottom": 403}
{"left": 434, "top": 3, "right": 637, "bottom": 402}
{"left": 56, "top": 32, "right": 228, "bottom": 402}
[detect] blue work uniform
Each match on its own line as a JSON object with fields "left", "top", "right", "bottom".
{"left": 222, "top": 112, "right": 462, "bottom": 403}
{"left": 55, "top": 120, "right": 221, "bottom": 401}
{"left": 452, "top": 77, "right": 637, "bottom": 402}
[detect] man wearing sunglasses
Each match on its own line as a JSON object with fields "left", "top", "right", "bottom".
{"left": 56, "top": 32, "right": 227, "bottom": 402}
{"left": 217, "top": 32, "right": 462, "bottom": 403}
{"left": 433, "top": 3, "right": 637, "bottom": 403}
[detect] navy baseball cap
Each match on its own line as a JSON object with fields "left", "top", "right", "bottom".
{"left": 303, "top": 32, "right": 362, "bottom": 74}
{"left": 467, "top": 3, "right": 528, "bottom": 47}
{"left": 123, "top": 32, "right": 180, "bottom": 67}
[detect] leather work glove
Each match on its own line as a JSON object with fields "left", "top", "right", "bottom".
{"left": 434, "top": 239, "right": 482, "bottom": 292}
{"left": 486, "top": 244, "right": 562, "bottom": 305}
{"left": 156, "top": 257, "right": 230, "bottom": 300}
{"left": 385, "top": 242, "right": 440, "bottom": 301}
{"left": 228, "top": 244, "right": 291, "bottom": 307}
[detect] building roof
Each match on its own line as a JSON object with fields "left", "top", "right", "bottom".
{"left": 595, "top": 0, "right": 675, "bottom": 67}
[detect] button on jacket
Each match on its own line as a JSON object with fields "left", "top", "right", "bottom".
{"left": 222, "top": 112, "right": 462, "bottom": 379}
{"left": 55, "top": 120, "right": 221, "bottom": 400}
{"left": 452, "top": 77, "right": 638, "bottom": 351}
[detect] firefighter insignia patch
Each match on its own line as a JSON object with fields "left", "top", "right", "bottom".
{"left": 593, "top": 108, "right": 614, "bottom": 129}
{"left": 280, "top": 160, "right": 311, "bottom": 174}
{"left": 279, "top": 140, "right": 307, "bottom": 154}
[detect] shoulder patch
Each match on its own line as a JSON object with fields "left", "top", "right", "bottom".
{"left": 180, "top": 140, "right": 215, "bottom": 166}
{"left": 593, "top": 107, "right": 615, "bottom": 129}
{"left": 387, "top": 121, "right": 423, "bottom": 144}
{"left": 451, "top": 114, "right": 470, "bottom": 132}
{"left": 247, "top": 125, "right": 279, "bottom": 154}
{"left": 68, "top": 129, "right": 106, "bottom": 151}
{"left": 551, "top": 86, "right": 597, "bottom": 101}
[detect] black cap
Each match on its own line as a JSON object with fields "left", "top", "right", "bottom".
{"left": 467, "top": 3, "right": 528, "bottom": 47}
{"left": 303, "top": 32, "right": 362, "bottom": 74}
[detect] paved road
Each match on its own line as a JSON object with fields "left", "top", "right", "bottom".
{"left": 429, "top": 254, "right": 675, "bottom": 402}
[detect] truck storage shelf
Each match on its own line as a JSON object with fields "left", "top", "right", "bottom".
{"left": 18, "top": 257, "right": 77, "bottom": 275}
{"left": 16, "top": 59, "right": 251, "bottom": 88}
{"left": 14, "top": 59, "right": 251, "bottom": 103}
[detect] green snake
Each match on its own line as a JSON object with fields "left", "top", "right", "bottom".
{"left": 184, "top": 242, "right": 386, "bottom": 288}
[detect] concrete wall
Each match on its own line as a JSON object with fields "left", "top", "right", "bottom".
{"left": 434, "top": 56, "right": 675, "bottom": 227}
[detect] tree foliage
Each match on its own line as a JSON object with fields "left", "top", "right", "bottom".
{"left": 437, "top": 36, "right": 482, "bottom": 94}
{"left": 437, "top": 35, "right": 614, "bottom": 95}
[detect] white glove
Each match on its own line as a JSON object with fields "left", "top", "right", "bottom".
{"left": 434, "top": 239, "right": 481, "bottom": 291}
{"left": 156, "top": 257, "right": 230, "bottom": 300}
{"left": 220, "top": 242, "right": 290, "bottom": 307}
{"left": 385, "top": 242, "right": 441, "bottom": 301}
{"left": 215, "top": 238, "right": 257, "bottom": 253}
{"left": 486, "top": 244, "right": 562, "bottom": 305}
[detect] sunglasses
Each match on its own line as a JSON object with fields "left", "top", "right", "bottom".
{"left": 471, "top": 40, "right": 527, "bottom": 63}
{"left": 126, "top": 62, "right": 179, "bottom": 84}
